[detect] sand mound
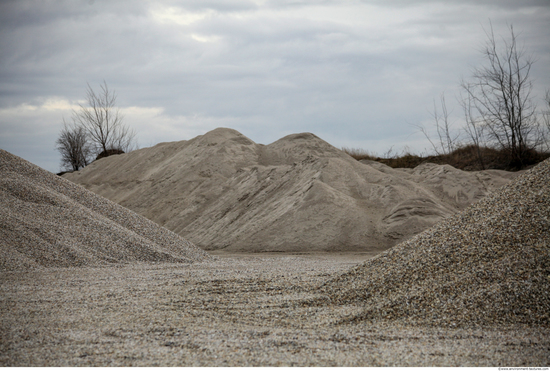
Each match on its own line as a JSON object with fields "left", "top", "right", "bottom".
{"left": 63, "top": 127, "right": 520, "bottom": 253}
{"left": 321, "top": 159, "right": 550, "bottom": 328}
{"left": 0, "top": 150, "right": 210, "bottom": 271}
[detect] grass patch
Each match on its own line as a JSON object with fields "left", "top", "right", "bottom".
{"left": 342, "top": 145, "right": 550, "bottom": 171}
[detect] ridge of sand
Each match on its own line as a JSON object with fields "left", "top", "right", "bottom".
{"left": 0, "top": 149, "right": 210, "bottom": 271}
{"left": 63, "top": 127, "right": 521, "bottom": 253}
{"left": 320, "top": 158, "right": 550, "bottom": 328}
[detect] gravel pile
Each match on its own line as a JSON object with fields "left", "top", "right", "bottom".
{"left": 0, "top": 150, "right": 210, "bottom": 270}
{"left": 320, "top": 159, "right": 550, "bottom": 328}
{"left": 63, "top": 128, "right": 519, "bottom": 253}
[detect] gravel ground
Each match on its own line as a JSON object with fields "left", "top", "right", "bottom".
{"left": 1, "top": 254, "right": 548, "bottom": 367}
{"left": 1, "top": 151, "right": 548, "bottom": 366}
{"left": 0, "top": 149, "right": 210, "bottom": 270}
{"left": 321, "top": 158, "right": 550, "bottom": 329}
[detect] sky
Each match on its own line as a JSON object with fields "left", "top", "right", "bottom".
{"left": 1, "top": 0, "right": 550, "bottom": 173}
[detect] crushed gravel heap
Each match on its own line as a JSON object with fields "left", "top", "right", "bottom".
{"left": 63, "top": 127, "right": 519, "bottom": 253}
{"left": 0, "top": 150, "right": 210, "bottom": 271}
{"left": 321, "top": 159, "right": 550, "bottom": 328}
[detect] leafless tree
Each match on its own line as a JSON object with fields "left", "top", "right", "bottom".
{"left": 415, "top": 92, "right": 459, "bottom": 156}
{"left": 460, "top": 22, "right": 538, "bottom": 167}
{"left": 541, "top": 90, "right": 550, "bottom": 152}
{"left": 55, "top": 119, "right": 93, "bottom": 171}
{"left": 432, "top": 93, "right": 459, "bottom": 155}
{"left": 460, "top": 91, "right": 486, "bottom": 169}
{"left": 73, "top": 81, "right": 136, "bottom": 155}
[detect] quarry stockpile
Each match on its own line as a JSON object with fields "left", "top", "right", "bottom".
{"left": 63, "top": 128, "right": 520, "bottom": 253}
{"left": 321, "top": 158, "right": 550, "bottom": 328}
{"left": 0, "top": 149, "right": 210, "bottom": 270}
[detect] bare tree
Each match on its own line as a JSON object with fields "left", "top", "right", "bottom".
{"left": 460, "top": 91, "right": 486, "bottom": 169}
{"left": 541, "top": 90, "right": 550, "bottom": 152}
{"left": 432, "top": 93, "right": 459, "bottom": 155}
{"left": 55, "top": 119, "right": 93, "bottom": 171}
{"left": 460, "top": 22, "right": 538, "bottom": 167}
{"left": 73, "top": 81, "right": 136, "bottom": 156}
{"left": 415, "top": 92, "right": 459, "bottom": 156}
{"left": 56, "top": 81, "right": 137, "bottom": 172}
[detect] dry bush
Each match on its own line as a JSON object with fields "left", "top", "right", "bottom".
{"left": 341, "top": 147, "right": 378, "bottom": 161}
{"left": 96, "top": 148, "right": 125, "bottom": 161}
{"left": 346, "top": 144, "right": 549, "bottom": 171}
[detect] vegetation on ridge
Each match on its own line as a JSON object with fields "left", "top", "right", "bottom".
{"left": 342, "top": 145, "right": 549, "bottom": 171}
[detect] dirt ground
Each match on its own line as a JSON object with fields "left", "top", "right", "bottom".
{"left": 1, "top": 252, "right": 548, "bottom": 367}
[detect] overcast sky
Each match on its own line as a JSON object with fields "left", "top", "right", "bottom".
{"left": 1, "top": 0, "right": 549, "bottom": 173}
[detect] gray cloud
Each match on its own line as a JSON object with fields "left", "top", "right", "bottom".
{"left": 1, "top": 0, "right": 549, "bottom": 172}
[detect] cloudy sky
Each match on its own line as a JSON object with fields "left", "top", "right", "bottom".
{"left": 1, "top": 0, "right": 549, "bottom": 173}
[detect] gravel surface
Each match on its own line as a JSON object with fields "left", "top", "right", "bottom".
{"left": 1, "top": 149, "right": 548, "bottom": 366}
{"left": 320, "top": 159, "right": 550, "bottom": 328}
{"left": 0, "top": 149, "right": 210, "bottom": 270}
{"left": 1, "top": 254, "right": 548, "bottom": 367}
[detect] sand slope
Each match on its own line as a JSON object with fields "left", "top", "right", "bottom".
{"left": 64, "top": 128, "right": 520, "bottom": 253}
{"left": 0, "top": 149, "right": 210, "bottom": 271}
{"left": 321, "top": 158, "right": 550, "bottom": 328}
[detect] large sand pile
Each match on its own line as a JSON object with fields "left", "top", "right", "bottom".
{"left": 0, "top": 149, "right": 210, "bottom": 271}
{"left": 64, "top": 127, "right": 520, "bottom": 253}
{"left": 320, "top": 159, "right": 550, "bottom": 328}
